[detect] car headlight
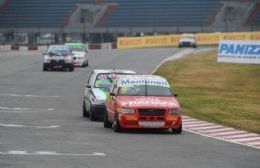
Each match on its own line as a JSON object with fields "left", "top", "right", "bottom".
{"left": 65, "top": 56, "right": 73, "bottom": 63}
{"left": 168, "top": 109, "right": 180, "bottom": 115}
{"left": 44, "top": 56, "right": 50, "bottom": 63}
{"left": 117, "top": 107, "right": 135, "bottom": 115}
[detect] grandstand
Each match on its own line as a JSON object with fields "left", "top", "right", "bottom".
{"left": 0, "top": 0, "right": 259, "bottom": 44}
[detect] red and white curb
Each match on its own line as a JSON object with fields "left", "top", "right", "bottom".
{"left": 183, "top": 116, "right": 260, "bottom": 149}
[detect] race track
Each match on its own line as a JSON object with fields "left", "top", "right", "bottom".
{"left": 0, "top": 48, "right": 259, "bottom": 168}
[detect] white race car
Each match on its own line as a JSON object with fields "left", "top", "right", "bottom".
{"left": 65, "top": 43, "right": 88, "bottom": 67}
{"left": 178, "top": 34, "right": 197, "bottom": 48}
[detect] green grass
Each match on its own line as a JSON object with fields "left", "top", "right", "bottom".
{"left": 154, "top": 50, "right": 260, "bottom": 134}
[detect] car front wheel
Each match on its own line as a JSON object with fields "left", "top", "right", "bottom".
{"left": 82, "top": 101, "right": 89, "bottom": 118}
{"left": 104, "top": 113, "right": 112, "bottom": 128}
{"left": 113, "top": 115, "right": 121, "bottom": 132}
{"left": 172, "top": 124, "right": 182, "bottom": 134}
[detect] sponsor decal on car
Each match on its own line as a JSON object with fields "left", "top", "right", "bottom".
{"left": 119, "top": 79, "right": 169, "bottom": 87}
{"left": 121, "top": 97, "right": 177, "bottom": 107}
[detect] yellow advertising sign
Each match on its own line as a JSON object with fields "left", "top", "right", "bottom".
{"left": 117, "top": 32, "right": 260, "bottom": 49}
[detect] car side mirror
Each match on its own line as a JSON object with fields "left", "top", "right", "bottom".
{"left": 86, "top": 84, "right": 91, "bottom": 88}
{"left": 110, "top": 92, "right": 115, "bottom": 96}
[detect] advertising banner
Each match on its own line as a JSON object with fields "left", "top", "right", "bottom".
{"left": 218, "top": 40, "right": 260, "bottom": 64}
{"left": 117, "top": 32, "right": 260, "bottom": 49}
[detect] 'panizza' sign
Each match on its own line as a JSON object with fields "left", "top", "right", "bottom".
{"left": 218, "top": 40, "right": 260, "bottom": 64}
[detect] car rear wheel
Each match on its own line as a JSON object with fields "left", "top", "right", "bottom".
{"left": 82, "top": 101, "right": 89, "bottom": 118}
{"left": 104, "top": 113, "right": 112, "bottom": 128}
{"left": 172, "top": 124, "right": 182, "bottom": 134}
{"left": 69, "top": 66, "right": 74, "bottom": 71}
{"left": 43, "top": 64, "right": 48, "bottom": 71}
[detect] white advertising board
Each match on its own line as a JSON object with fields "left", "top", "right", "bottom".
{"left": 218, "top": 40, "right": 260, "bottom": 64}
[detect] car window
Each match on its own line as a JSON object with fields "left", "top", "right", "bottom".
{"left": 94, "top": 73, "right": 133, "bottom": 89}
{"left": 94, "top": 73, "right": 116, "bottom": 89}
{"left": 118, "top": 85, "right": 146, "bottom": 96}
{"left": 87, "top": 71, "right": 94, "bottom": 86}
{"left": 48, "top": 49, "right": 71, "bottom": 56}
{"left": 146, "top": 85, "right": 172, "bottom": 96}
{"left": 118, "top": 85, "right": 172, "bottom": 96}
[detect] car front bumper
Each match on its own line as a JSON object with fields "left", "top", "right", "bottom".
{"left": 44, "top": 61, "right": 73, "bottom": 69}
{"left": 117, "top": 114, "right": 182, "bottom": 129}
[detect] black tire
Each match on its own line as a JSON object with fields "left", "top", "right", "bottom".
{"left": 178, "top": 44, "right": 182, "bottom": 48}
{"left": 43, "top": 64, "right": 48, "bottom": 71}
{"left": 85, "top": 60, "right": 88, "bottom": 67}
{"left": 89, "top": 105, "right": 96, "bottom": 121}
{"left": 172, "top": 124, "right": 182, "bottom": 134}
{"left": 69, "top": 66, "right": 74, "bottom": 71}
{"left": 82, "top": 101, "right": 89, "bottom": 118}
{"left": 193, "top": 44, "right": 197, "bottom": 48}
{"left": 104, "top": 112, "right": 112, "bottom": 128}
{"left": 113, "top": 115, "right": 121, "bottom": 132}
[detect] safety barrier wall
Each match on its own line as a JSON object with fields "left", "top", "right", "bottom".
{"left": 117, "top": 32, "right": 260, "bottom": 49}
{"left": 0, "top": 45, "right": 11, "bottom": 51}
{"left": 0, "top": 43, "right": 117, "bottom": 52}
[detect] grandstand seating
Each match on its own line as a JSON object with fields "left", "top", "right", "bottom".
{"left": 248, "top": 3, "right": 260, "bottom": 26}
{"left": 0, "top": 0, "right": 251, "bottom": 28}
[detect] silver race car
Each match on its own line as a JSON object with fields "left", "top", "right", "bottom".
{"left": 43, "top": 45, "right": 74, "bottom": 71}
{"left": 83, "top": 69, "right": 136, "bottom": 121}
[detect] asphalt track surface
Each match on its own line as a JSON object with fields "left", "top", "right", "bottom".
{"left": 0, "top": 49, "right": 259, "bottom": 168}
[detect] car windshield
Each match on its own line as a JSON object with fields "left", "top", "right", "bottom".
{"left": 94, "top": 73, "right": 135, "bottom": 89}
{"left": 181, "top": 35, "right": 195, "bottom": 39}
{"left": 118, "top": 85, "right": 172, "bottom": 96}
{"left": 48, "top": 49, "right": 71, "bottom": 56}
{"left": 70, "top": 47, "right": 84, "bottom": 52}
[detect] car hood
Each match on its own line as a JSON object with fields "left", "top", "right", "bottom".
{"left": 72, "top": 51, "right": 85, "bottom": 58}
{"left": 116, "top": 96, "right": 180, "bottom": 109}
{"left": 92, "top": 88, "right": 108, "bottom": 101}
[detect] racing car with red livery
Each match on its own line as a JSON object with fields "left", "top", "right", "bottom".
{"left": 104, "top": 75, "right": 182, "bottom": 134}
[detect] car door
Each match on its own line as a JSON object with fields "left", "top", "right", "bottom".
{"left": 84, "top": 71, "right": 95, "bottom": 111}
{"left": 107, "top": 82, "right": 118, "bottom": 122}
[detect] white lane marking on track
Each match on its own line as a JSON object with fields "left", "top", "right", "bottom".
{"left": 248, "top": 142, "right": 260, "bottom": 145}
{"left": 0, "top": 93, "right": 59, "bottom": 98}
{"left": 233, "top": 137, "right": 260, "bottom": 143}
{"left": 184, "top": 123, "right": 214, "bottom": 127}
{"left": 151, "top": 49, "right": 196, "bottom": 74}
{"left": 0, "top": 106, "right": 55, "bottom": 111}
{"left": 191, "top": 125, "right": 224, "bottom": 131}
{"left": 0, "top": 151, "right": 106, "bottom": 156}
{"left": 201, "top": 127, "right": 235, "bottom": 133}
{"left": 184, "top": 128, "right": 260, "bottom": 150}
{"left": 183, "top": 121, "right": 205, "bottom": 125}
{"left": 0, "top": 123, "right": 60, "bottom": 129}
{"left": 225, "top": 131, "right": 257, "bottom": 139}
{"left": 209, "top": 131, "right": 247, "bottom": 137}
